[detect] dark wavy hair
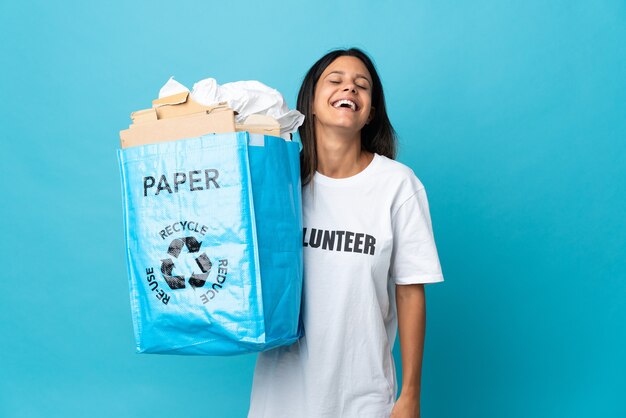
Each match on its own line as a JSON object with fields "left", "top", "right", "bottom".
{"left": 296, "top": 48, "right": 397, "bottom": 186}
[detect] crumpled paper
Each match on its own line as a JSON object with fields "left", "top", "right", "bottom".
{"left": 159, "top": 77, "right": 304, "bottom": 139}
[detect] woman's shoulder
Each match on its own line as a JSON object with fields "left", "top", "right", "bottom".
{"left": 374, "top": 153, "right": 425, "bottom": 192}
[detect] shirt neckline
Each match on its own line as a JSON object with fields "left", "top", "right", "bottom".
{"left": 313, "top": 153, "right": 380, "bottom": 187}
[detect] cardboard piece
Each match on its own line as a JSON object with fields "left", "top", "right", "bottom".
{"left": 120, "top": 92, "right": 283, "bottom": 148}
{"left": 235, "top": 124, "right": 281, "bottom": 136}
{"left": 120, "top": 108, "right": 236, "bottom": 148}
{"left": 130, "top": 108, "right": 157, "bottom": 124}
{"left": 152, "top": 92, "right": 228, "bottom": 120}
{"left": 236, "top": 114, "right": 281, "bottom": 137}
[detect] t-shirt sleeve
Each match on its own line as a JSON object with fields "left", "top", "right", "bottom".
{"left": 389, "top": 187, "right": 444, "bottom": 285}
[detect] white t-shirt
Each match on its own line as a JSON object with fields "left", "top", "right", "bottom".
{"left": 248, "top": 153, "right": 444, "bottom": 418}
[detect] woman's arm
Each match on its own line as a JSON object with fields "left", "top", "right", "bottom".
{"left": 390, "top": 283, "right": 426, "bottom": 418}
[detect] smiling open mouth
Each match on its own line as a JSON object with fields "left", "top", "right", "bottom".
{"left": 332, "top": 99, "right": 358, "bottom": 111}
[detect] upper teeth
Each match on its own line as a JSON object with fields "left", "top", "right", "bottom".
{"left": 333, "top": 99, "right": 356, "bottom": 111}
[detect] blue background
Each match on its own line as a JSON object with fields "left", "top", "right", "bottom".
{"left": 1, "top": 0, "right": 625, "bottom": 417}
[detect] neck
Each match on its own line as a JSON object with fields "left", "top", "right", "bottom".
{"left": 314, "top": 124, "right": 372, "bottom": 178}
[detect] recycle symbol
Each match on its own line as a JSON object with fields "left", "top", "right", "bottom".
{"left": 161, "top": 236, "right": 212, "bottom": 290}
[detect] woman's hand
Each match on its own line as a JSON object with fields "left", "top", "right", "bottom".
{"left": 390, "top": 393, "right": 420, "bottom": 418}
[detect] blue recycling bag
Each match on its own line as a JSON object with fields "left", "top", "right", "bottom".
{"left": 117, "top": 131, "right": 303, "bottom": 355}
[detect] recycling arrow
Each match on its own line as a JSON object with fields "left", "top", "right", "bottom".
{"left": 160, "top": 236, "right": 213, "bottom": 290}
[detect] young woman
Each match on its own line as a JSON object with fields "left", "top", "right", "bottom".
{"left": 248, "top": 48, "right": 444, "bottom": 418}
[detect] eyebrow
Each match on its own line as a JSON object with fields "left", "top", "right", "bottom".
{"left": 325, "top": 71, "right": 372, "bottom": 85}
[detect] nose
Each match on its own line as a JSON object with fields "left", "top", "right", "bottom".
{"left": 343, "top": 85, "right": 357, "bottom": 94}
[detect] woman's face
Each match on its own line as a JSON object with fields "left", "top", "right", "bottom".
{"left": 312, "top": 56, "right": 374, "bottom": 135}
